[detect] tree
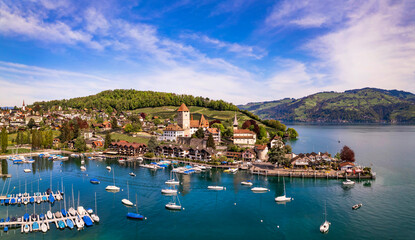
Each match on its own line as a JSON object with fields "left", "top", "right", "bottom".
{"left": 74, "top": 135, "right": 87, "bottom": 152}
{"left": 148, "top": 136, "right": 158, "bottom": 153}
{"left": 211, "top": 123, "right": 225, "bottom": 133}
{"left": 111, "top": 117, "right": 118, "bottom": 129}
{"left": 193, "top": 128, "right": 204, "bottom": 139}
{"left": 104, "top": 132, "right": 112, "bottom": 149}
{"left": 340, "top": 145, "right": 355, "bottom": 162}
{"left": 207, "top": 134, "right": 215, "bottom": 149}
{"left": 27, "top": 118, "right": 36, "bottom": 129}
{"left": 286, "top": 128, "right": 298, "bottom": 139}
{"left": 1, "top": 128, "right": 7, "bottom": 153}
{"left": 268, "top": 147, "right": 289, "bottom": 167}
{"left": 124, "top": 123, "right": 134, "bottom": 133}
{"left": 258, "top": 126, "right": 267, "bottom": 140}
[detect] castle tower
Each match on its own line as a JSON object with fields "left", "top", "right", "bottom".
{"left": 233, "top": 112, "right": 238, "bottom": 131}
{"left": 177, "top": 103, "right": 190, "bottom": 136}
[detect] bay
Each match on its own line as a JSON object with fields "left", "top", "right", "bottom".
{"left": 0, "top": 124, "right": 414, "bottom": 239}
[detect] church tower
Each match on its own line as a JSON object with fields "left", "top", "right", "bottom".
{"left": 22, "top": 100, "right": 26, "bottom": 111}
{"left": 177, "top": 103, "right": 190, "bottom": 136}
{"left": 233, "top": 112, "right": 238, "bottom": 131}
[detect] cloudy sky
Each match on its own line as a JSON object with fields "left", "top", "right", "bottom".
{"left": 0, "top": 0, "right": 414, "bottom": 106}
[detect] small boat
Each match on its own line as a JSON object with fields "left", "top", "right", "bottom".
{"left": 4, "top": 226, "right": 8, "bottom": 232}
{"left": 208, "top": 186, "right": 225, "bottom": 190}
{"left": 80, "top": 166, "right": 86, "bottom": 171}
{"left": 251, "top": 187, "right": 269, "bottom": 193}
{"left": 91, "top": 192, "right": 100, "bottom": 222}
{"left": 49, "top": 194, "right": 55, "bottom": 203}
{"left": 24, "top": 213, "right": 30, "bottom": 221}
{"left": 61, "top": 209, "right": 68, "bottom": 217}
{"left": 352, "top": 203, "right": 363, "bottom": 210}
{"left": 23, "top": 224, "right": 30, "bottom": 233}
{"left": 224, "top": 168, "right": 238, "bottom": 173}
{"left": 82, "top": 216, "right": 93, "bottom": 227}
{"left": 342, "top": 179, "right": 355, "bottom": 186}
{"left": 241, "top": 180, "right": 253, "bottom": 186}
{"left": 39, "top": 213, "right": 45, "bottom": 220}
{"left": 75, "top": 216, "right": 84, "bottom": 230}
{"left": 165, "top": 179, "right": 180, "bottom": 185}
{"left": 58, "top": 220, "right": 65, "bottom": 229}
{"left": 41, "top": 222, "right": 48, "bottom": 232}
{"left": 47, "top": 211, "right": 53, "bottom": 219}
{"left": 90, "top": 178, "right": 100, "bottom": 184}
{"left": 129, "top": 172, "right": 136, "bottom": 177}
{"left": 106, "top": 166, "right": 111, "bottom": 171}
{"left": 87, "top": 208, "right": 93, "bottom": 214}
{"left": 275, "top": 177, "right": 292, "bottom": 202}
{"left": 122, "top": 181, "right": 134, "bottom": 206}
{"left": 106, "top": 169, "right": 120, "bottom": 192}
{"left": 36, "top": 196, "right": 41, "bottom": 204}
{"left": 66, "top": 218, "right": 74, "bottom": 229}
{"left": 320, "top": 201, "right": 330, "bottom": 233}
{"left": 55, "top": 211, "right": 62, "bottom": 218}
{"left": 32, "top": 221, "right": 40, "bottom": 231}
{"left": 165, "top": 194, "right": 182, "bottom": 210}
{"left": 68, "top": 207, "right": 76, "bottom": 216}
{"left": 161, "top": 188, "right": 177, "bottom": 195}
{"left": 126, "top": 212, "right": 144, "bottom": 219}
{"left": 23, "top": 169, "right": 31, "bottom": 173}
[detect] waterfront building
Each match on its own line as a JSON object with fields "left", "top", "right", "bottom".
{"left": 158, "top": 124, "right": 184, "bottom": 142}
{"left": 108, "top": 141, "right": 147, "bottom": 156}
{"left": 232, "top": 113, "right": 256, "bottom": 146}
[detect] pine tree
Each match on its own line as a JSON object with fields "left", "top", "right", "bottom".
{"left": 147, "top": 136, "right": 158, "bottom": 152}
{"left": 1, "top": 128, "right": 7, "bottom": 153}
{"left": 104, "top": 132, "right": 112, "bottom": 149}
{"left": 207, "top": 133, "right": 215, "bottom": 149}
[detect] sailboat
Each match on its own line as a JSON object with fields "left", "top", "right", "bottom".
{"left": 127, "top": 194, "right": 144, "bottom": 220}
{"left": 106, "top": 168, "right": 120, "bottom": 192}
{"left": 320, "top": 201, "right": 331, "bottom": 233}
{"left": 122, "top": 181, "right": 134, "bottom": 206}
{"left": 165, "top": 170, "right": 180, "bottom": 185}
{"left": 241, "top": 180, "right": 253, "bottom": 186}
{"left": 251, "top": 171, "right": 269, "bottom": 193}
{"left": 275, "top": 177, "right": 292, "bottom": 202}
{"left": 91, "top": 192, "right": 100, "bottom": 222}
{"left": 165, "top": 194, "right": 182, "bottom": 210}
{"left": 342, "top": 173, "right": 355, "bottom": 186}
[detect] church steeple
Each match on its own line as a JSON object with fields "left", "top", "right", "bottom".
{"left": 233, "top": 112, "right": 238, "bottom": 131}
{"left": 22, "top": 100, "right": 26, "bottom": 111}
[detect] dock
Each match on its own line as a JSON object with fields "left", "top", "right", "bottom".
{"left": 0, "top": 191, "right": 63, "bottom": 205}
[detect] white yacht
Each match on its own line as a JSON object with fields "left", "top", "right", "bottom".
{"left": 208, "top": 186, "right": 225, "bottom": 190}
{"left": 251, "top": 187, "right": 269, "bottom": 193}
{"left": 275, "top": 178, "right": 292, "bottom": 202}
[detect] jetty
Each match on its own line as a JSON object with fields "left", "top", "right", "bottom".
{"left": 0, "top": 191, "right": 63, "bottom": 205}
{"left": 0, "top": 206, "right": 97, "bottom": 232}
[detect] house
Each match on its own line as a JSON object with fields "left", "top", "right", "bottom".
{"left": 108, "top": 141, "right": 147, "bottom": 156}
{"left": 340, "top": 162, "right": 355, "bottom": 171}
{"left": 232, "top": 113, "right": 256, "bottom": 146}
{"left": 242, "top": 149, "right": 256, "bottom": 161}
{"left": 190, "top": 114, "right": 209, "bottom": 135}
{"left": 226, "top": 151, "right": 242, "bottom": 160}
{"left": 255, "top": 145, "right": 268, "bottom": 161}
{"left": 205, "top": 128, "right": 221, "bottom": 143}
{"left": 290, "top": 156, "right": 310, "bottom": 167}
{"left": 270, "top": 136, "right": 284, "bottom": 149}
{"left": 92, "top": 140, "right": 103, "bottom": 148}
{"left": 158, "top": 124, "right": 184, "bottom": 142}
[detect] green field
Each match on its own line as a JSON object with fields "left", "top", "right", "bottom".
{"left": 102, "top": 132, "right": 150, "bottom": 144}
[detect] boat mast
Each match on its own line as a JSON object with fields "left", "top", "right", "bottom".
{"left": 127, "top": 181, "right": 130, "bottom": 200}
{"left": 95, "top": 192, "right": 98, "bottom": 215}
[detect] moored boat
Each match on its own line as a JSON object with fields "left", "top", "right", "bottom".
{"left": 208, "top": 186, "right": 225, "bottom": 190}
{"left": 352, "top": 203, "right": 363, "bottom": 210}
{"left": 251, "top": 187, "right": 269, "bottom": 193}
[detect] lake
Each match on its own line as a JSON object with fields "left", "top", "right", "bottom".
{"left": 0, "top": 124, "right": 414, "bottom": 239}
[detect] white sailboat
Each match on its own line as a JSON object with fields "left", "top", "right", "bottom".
{"left": 165, "top": 194, "right": 182, "bottom": 210}
{"left": 241, "top": 180, "right": 253, "bottom": 186}
{"left": 165, "top": 170, "right": 180, "bottom": 185}
{"left": 275, "top": 178, "right": 292, "bottom": 202}
{"left": 161, "top": 185, "right": 178, "bottom": 195}
{"left": 106, "top": 168, "right": 120, "bottom": 192}
{"left": 320, "top": 201, "right": 331, "bottom": 233}
{"left": 251, "top": 171, "right": 269, "bottom": 193}
{"left": 207, "top": 186, "right": 226, "bottom": 190}
{"left": 122, "top": 181, "right": 134, "bottom": 206}
{"left": 91, "top": 192, "right": 100, "bottom": 222}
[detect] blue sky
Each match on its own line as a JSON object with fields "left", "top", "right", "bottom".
{"left": 0, "top": 0, "right": 414, "bottom": 106}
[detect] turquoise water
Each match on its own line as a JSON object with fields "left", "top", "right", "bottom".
{"left": 1, "top": 125, "right": 414, "bottom": 239}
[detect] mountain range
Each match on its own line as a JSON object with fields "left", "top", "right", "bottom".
{"left": 238, "top": 88, "right": 415, "bottom": 123}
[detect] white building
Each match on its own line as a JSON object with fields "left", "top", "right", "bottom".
{"left": 232, "top": 113, "right": 256, "bottom": 146}
{"left": 158, "top": 124, "right": 184, "bottom": 142}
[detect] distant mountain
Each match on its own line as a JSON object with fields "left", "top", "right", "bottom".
{"left": 239, "top": 88, "right": 415, "bottom": 123}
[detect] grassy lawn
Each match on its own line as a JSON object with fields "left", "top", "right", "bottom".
{"left": 108, "top": 132, "right": 150, "bottom": 144}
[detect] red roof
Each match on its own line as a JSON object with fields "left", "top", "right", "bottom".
{"left": 234, "top": 129, "right": 256, "bottom": 135}
{"left": 177, "top": 103, "right": 189, "bottom": 112}
{"left": 339, "top": 162, "right": 355, "bottom": 168}
{"left": 255, "top": 144, "right": 267, "bottom": 150}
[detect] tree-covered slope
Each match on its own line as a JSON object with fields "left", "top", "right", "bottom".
{"left": 239, "top": 88, "right": 415, "bottom": 123}
{"left": 33, "top": 89, "right": 239, "bottom": 112}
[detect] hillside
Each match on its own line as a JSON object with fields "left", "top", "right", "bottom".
{"left": 33, "top": 89, "right": 239, "bottom": 112}
{"left": 239, "top": 88, "right": 415, "bottom": 123}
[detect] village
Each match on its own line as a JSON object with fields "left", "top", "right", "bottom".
{"left": 0, "top": 102, "right": 372, "bottom": 179}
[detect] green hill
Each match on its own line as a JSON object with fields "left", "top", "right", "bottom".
{"left": 239, "top": 88, "right": 415, "bottom": 123}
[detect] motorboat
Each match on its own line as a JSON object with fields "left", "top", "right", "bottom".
{"left": 90, "top": 178, "right": 100, "bottom": 184}
{"left": 106, "top": 166, "right": 111, "bottom": 171}
{"left": 23, "top": 169, "right": 31, "bottom": 173}
{"left": 352, "top": 203, "right": 363, "bottom": 210}
{"left": 251, "top": 187, "right": 269, "bottom": 193}
{"left": 161, "top": 188, "right": 177, "bottom": 195}
{"left": 80, "top": 166, "right": 86, "bottom": 171}
{"left": 342, "top": 179, "right": 355, "bottom": 186}
{"left": 129, "top": 172, "right": 136, "bottom": 177}
{"left": 241, "top": 181, "right": 253, "bottom": 186}
{"left": 224, "top": 168, "right": 238, "bottom": 173}
{"left": 208, "top": 186, "right": 225, "bottom": 190}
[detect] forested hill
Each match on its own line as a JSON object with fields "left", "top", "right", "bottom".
{"left": 33, "top": 89, "right": 239, "bottom": 112}
{"left": 239, "top": 88, "right": 415, "bottom": 123}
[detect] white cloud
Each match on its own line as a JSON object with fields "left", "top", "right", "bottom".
{"left": 183, "top": 34, "right": 267, "bottom": 59}
{"left": 305, "top": 0, "right": 415, "bottom": 92}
